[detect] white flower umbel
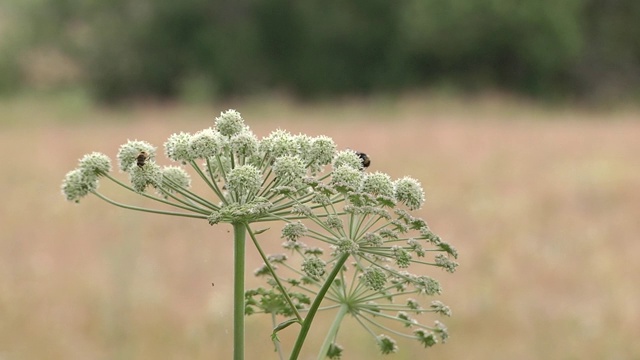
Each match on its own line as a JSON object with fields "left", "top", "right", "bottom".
{"left": 62, "top": 109, "right": 458, "bottom": 360}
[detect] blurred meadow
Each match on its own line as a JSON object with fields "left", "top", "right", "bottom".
{"left": 1, "top": 95, "right": 639, "bottom": 359}
{"left": 2, "top": 0, "right": 640, "bottom": 358}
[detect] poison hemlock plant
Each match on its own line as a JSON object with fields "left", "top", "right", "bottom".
{"left": 62, "top": 110, "right": 458, "bottom": 360}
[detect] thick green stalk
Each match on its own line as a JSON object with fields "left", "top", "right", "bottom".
{"left": 316, "top": 304, "right": 348, "bottom": 360}
{"left": 233, "top": 222, "right": 247, "bottom": 360}
{"left": 289, "top": 253, "right": 350, "bottom": 360}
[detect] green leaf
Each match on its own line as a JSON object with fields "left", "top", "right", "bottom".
{"left": 273, "top": 318, "right": 300, "bottom": 333}
{"left": 253, "top": 227, "right": 270, "bottom": 235}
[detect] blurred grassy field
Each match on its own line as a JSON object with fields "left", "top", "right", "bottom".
{"left": 1, "top": 95, "right": 639, "bottom": 359}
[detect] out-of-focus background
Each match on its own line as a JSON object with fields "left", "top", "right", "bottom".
{"left": 1, "top": 1, "right": 639, "bottom": 359}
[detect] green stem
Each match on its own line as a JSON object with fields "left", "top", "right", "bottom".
{"left": 246, "top": 225, "right": 303, "bottom": 322}
{"left": 233, "top": 222, "right": 246, "bottom": 360}
{"left": 316, "top": 304, "right": 348, "bottom": 360}
{"left": 91, "top": 191, "right": 207, "bottom": 219}
{"left": 289, "top": 253, "right": 350, "bottom": 360}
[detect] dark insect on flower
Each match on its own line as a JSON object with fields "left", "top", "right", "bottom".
{"left": 356, "top": 151, "right": 371, "bottom": 169}
{"left": 136, "top": 151, "right": 148, "bottom": 167}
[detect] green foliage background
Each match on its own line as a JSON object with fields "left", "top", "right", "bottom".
{"left": 2, "top": 0, "right": 640, "bottom": 102}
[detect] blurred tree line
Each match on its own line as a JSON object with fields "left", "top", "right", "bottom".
{"left": 1, "top": 0, "right": 639, "bottom": 102}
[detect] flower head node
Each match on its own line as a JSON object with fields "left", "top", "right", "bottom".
{"left": 392, "top": 246, "right": 412, "bottom": 268}
{"left": 301, "top": 257, "right": 326, "bottom": 280}
{"left": 362, "top": 172, "right": 395, "bottom": 198}
{"left": 434, "top": 321, "right": 449, "bottom": 343}
{"left": 161, "top": 166, "right": 191, "bottom": 193}
{"left": 207, "top": 211, "right": 222, "bottom": 225}
{"left": 281, "top": 222, "right": 308, "bottom": 242}
{"left": 414, "top": 276, "right": 442, "bottom": 295}
{"left": 190, "top": 128, "right": 222, "bottom": 158}
{"left": 311, "top": 192, "right": 331, "bottom": 205}
{"left": 435, "top": 254, "right": 459, "bottom": 273}
{"left": 272, "top": 155, "right": 306, "bottom": 184}
{"left": 326, "top": 343, "right": 344, "bottom": 359}
{"left": 407, "top": 238, "right": 425, "bottom": 257}
{"left": 215, "top": 199, "right": 273, "bottom": 223}
{"left": 308, "top": 135, "right": 337, "bottom": 167}
{"left": 395, "top": 177, "right": 425, "bottom": 210}
{"left": 230, "top": 130, "right": 259, "bottom": 159}
{"left": 397, "top": 311, "right": 417, "bottom": 327}
{"left": 379, "top": 229, "right": 399, "bottom": 240}
{"left": 362, "top": 267, "right": 387, "bottom": 291}
{"left": 215, "top": 109, "right": 245, "bottom": 137}
{"left": 130, "top": 162, "right": 162, "bottom": 192}
{"left": 282, "top": 240, "right": 307, "bottom": 251}
{"left": 79, "top": 152, "right": 112, "bottom": 176}
{"left": 164, "top": 132, "right": 194, "bottom": 163}
{"left": 335, "top": 238, "right": 359, "bottom": 255}
{"left": 407, "top": 298, "right": 422, "bottom": 311}
{"left": 304, "top": 247, "right": 324, "bottom": 256}
{"left": 414, "top": 329, "right": 438, "bottom": 348}
{"left": 333, "top": 150, "right": 363, "bottom": 170}
{"left": 376, "top": 334, "right": 398, "bottom": 355}
{"left": 261, "top": 129, "right": 298, "bottom": 159}
{"left": 330, "top": 166, "right": 363, "bottom": 193}
{"left": 437, "top": 241, "right": 459, "bottom": 259}
{"left": 324, "top": 215, "right": 343, "bottom": 229}
{"left": 117, "top": 140, "right": 156, "bottom": 172}
{"left": 430, "top": 300, "right": 452, "bottom": 317}
{"left": 271, "top": 186, "right": 297, "bottom": 196}
{"left": 226, "top": 164, "right": 262, "bottom": 199}
{"left": 361, "top": 233, "right": 384, "bottom": 247}
{"left": 61, "top": 169, "right": 98, "bottom": 202}
{"left": 291, "top": 205, "right": 312, "bottom": 217}
{"left": 268, "top": 254, "right": 288, "bottom": 264}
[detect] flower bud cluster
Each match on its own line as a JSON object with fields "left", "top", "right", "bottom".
{"left": 62, "top": 152, "right": 112, "bottom": 203}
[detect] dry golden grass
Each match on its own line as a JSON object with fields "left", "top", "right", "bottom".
{"left": 1, "top": 95, "right": 639, "bottom": 359}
